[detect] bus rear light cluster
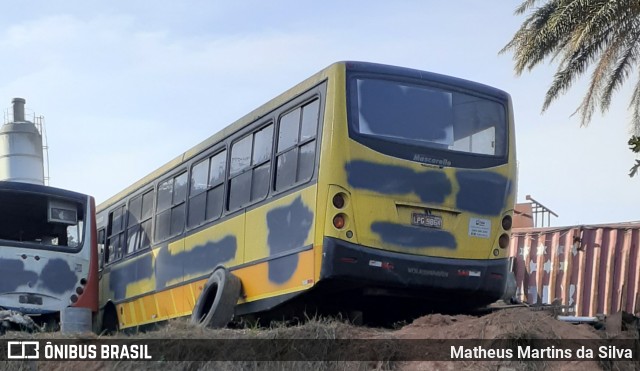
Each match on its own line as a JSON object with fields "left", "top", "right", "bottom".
{"left": 502, "top": 215, "right": 513, "bottom": 231}
{"left": 72, "top": 276, "right": 88, "bottom": 303}
{"left": 330, "top": 190, "right": 355, "bottom": 238}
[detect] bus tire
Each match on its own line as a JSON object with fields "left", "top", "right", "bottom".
{"left": 191, "top": 267, "right": 241, "bottom": 328}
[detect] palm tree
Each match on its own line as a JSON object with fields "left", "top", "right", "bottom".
{"left": 501, "top": 0, "right": 640, "bottom": 176}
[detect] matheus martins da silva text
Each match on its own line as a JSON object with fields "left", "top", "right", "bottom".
{"left": 451, "top": 345, "right": 634, "bottom": 360}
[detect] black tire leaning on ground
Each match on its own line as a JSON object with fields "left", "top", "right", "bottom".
{"left": 191, "top": 267, "right": 242, "bottom": 328}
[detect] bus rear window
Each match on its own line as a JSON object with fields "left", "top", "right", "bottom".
{"left": 0, "top": 190, "right": 84, "bottom": 249}
{"left": 350, "top": 78, "right": 507, "bottom": 157}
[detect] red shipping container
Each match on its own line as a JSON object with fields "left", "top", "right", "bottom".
{"left": 509, "top": 222, "right": 640, "bottom": 317}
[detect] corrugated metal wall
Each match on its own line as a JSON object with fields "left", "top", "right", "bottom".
{"left": 509, "top": 222, "right": 640, "bottom": 317}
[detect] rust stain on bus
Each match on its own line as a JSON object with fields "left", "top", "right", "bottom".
{"left": 509, "top": 222, "right": 640, "bottom": 317}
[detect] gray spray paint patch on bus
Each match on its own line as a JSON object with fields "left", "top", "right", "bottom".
{"left": 108, "top": 253, "right": 153, "bottom": 300}
{"left": 345, "top": 161, "right": 452, "bottom": 203}
{"left": 371, "top": 222, "right": 457, "bottom": 249}
{"left": 108, "top": 236, "right": 238, "bottom": 300}
{"left": 39, "top": 258, "right": 78, "bottom": 294}
{"left": 455, "top": 171, "right": 511, "bottom": 216}
{"left": 154, "top": 235, "right": 237, "bottom": 289}
{"left": 0, "top": 258, "right": 38, "bottom": 293}
{"left": 266, "top": 196, "right": 313, "bottom": 284}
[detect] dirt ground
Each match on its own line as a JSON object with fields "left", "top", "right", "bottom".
{"left": 1, "top": 307, "right": 638, "bottom": 371}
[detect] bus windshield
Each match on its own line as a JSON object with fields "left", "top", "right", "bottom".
{"left": 349, "top": 78, "right": 507, "bottom": 157}
{"left": 0, "top": 189, "right": 84, "bottom": 249}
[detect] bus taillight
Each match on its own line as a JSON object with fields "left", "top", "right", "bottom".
{"left": 499, "top": 233, "right": 510, "bottom": 249}
{"left": 333, "top": 214, "right": 346, "bottom": 229}
{"left": 501, "top": 215, "right": 513, "bottom": 230}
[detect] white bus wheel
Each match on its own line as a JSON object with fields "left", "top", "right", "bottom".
{"left": 191, "top": 268, "right": 241, "bottom": 328}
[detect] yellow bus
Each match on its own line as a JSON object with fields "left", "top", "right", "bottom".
{"left": 96, "top": 61, "right": 516, "bottom": 331}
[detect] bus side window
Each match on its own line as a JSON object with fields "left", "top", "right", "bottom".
{"left": 228, "top": 135, "right": 252, "bottom": 210}
{"left": 98, "top": 228, "right": 106, "bottom": 269}
{"left": 126, "top": 189, "right": 154, "bottom": 253}
{"left": 140, "top": 190, "right": 154, "bottom": 250}
{"left": 188, "top": 150, "right": 226, "bottom": 228}
{"left": 106, "top": 205, "right": 125, "bottom": 262}
{"left": 126, "top": 194, "right": 143, "bottom": 255}
{"left": 251, "top": 124, "right": 273, "bottom": 200}
{"left": 155, "top": 172, "right": 187, "bottom": 242}
{"left": 275, "top": 99, "right": 319, "bottom": 191}
{"left": 228, "top": 123, "right": 273, "bottom": 211}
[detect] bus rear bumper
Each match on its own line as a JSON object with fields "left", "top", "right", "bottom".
{"left": 319, "top": 237, "right": 509, "bottom": 306}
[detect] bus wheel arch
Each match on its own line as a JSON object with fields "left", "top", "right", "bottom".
{"left": 191, "top": 266, "right": 241, "bottom": 328}
{"left": 101, "top": 301, "right": 119, "bottom": 334}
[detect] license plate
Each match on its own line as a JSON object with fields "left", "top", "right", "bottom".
{"left": 19, "top": 295, "right": 42, "bottom": 305}
{"left": 411, "top": 212, "right": 442, "bottom": 229}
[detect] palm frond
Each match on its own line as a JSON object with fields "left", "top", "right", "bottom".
{"left": 574, "top": 21, "right": 637, "bottom": 125}
{"left": 629, "top": 75, "right": 640, "bottom": 136}
{"left": 570, "top": 0, "right": 627, "bottom": 48}
{"left": 600, "top": 25, "right": 640, "bottom": 111}
{"left": 542, "top": 28, "right": 614, "bottom": 112}
{"left": 515, "top": 0, "right": 545, "bottom": 15}
{"left": 503, "top": 0, "right": 640, "bottom": 129}
{"left": 500, "top": 0, "right": 565, "bottom": 73}
{"left": 503, "top": 0, "right": 640, "bottom": 176}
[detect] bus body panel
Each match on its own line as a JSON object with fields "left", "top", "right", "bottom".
{"left": 100, "top": 185, "right": 318, "bottom": 329}
{"left": 0, "top": 249, "right": 92, "bottom": 314}
{"left": 98, "top": 214, "right": 246, "bottom": 325}
{"left": 331, "top": 141, "right": 515, "bottom": 259}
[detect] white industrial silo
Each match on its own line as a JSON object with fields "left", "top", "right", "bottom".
{"left": 0, "top": 98, "right": 45, "bottom": 185}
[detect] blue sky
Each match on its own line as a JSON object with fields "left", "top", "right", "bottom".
{"left": 0, "top": 1, "right": 637, "bottom": 226}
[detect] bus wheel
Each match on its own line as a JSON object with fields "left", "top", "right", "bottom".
{"left": 191, "top": 267, "right": 241, "bottom": 328}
